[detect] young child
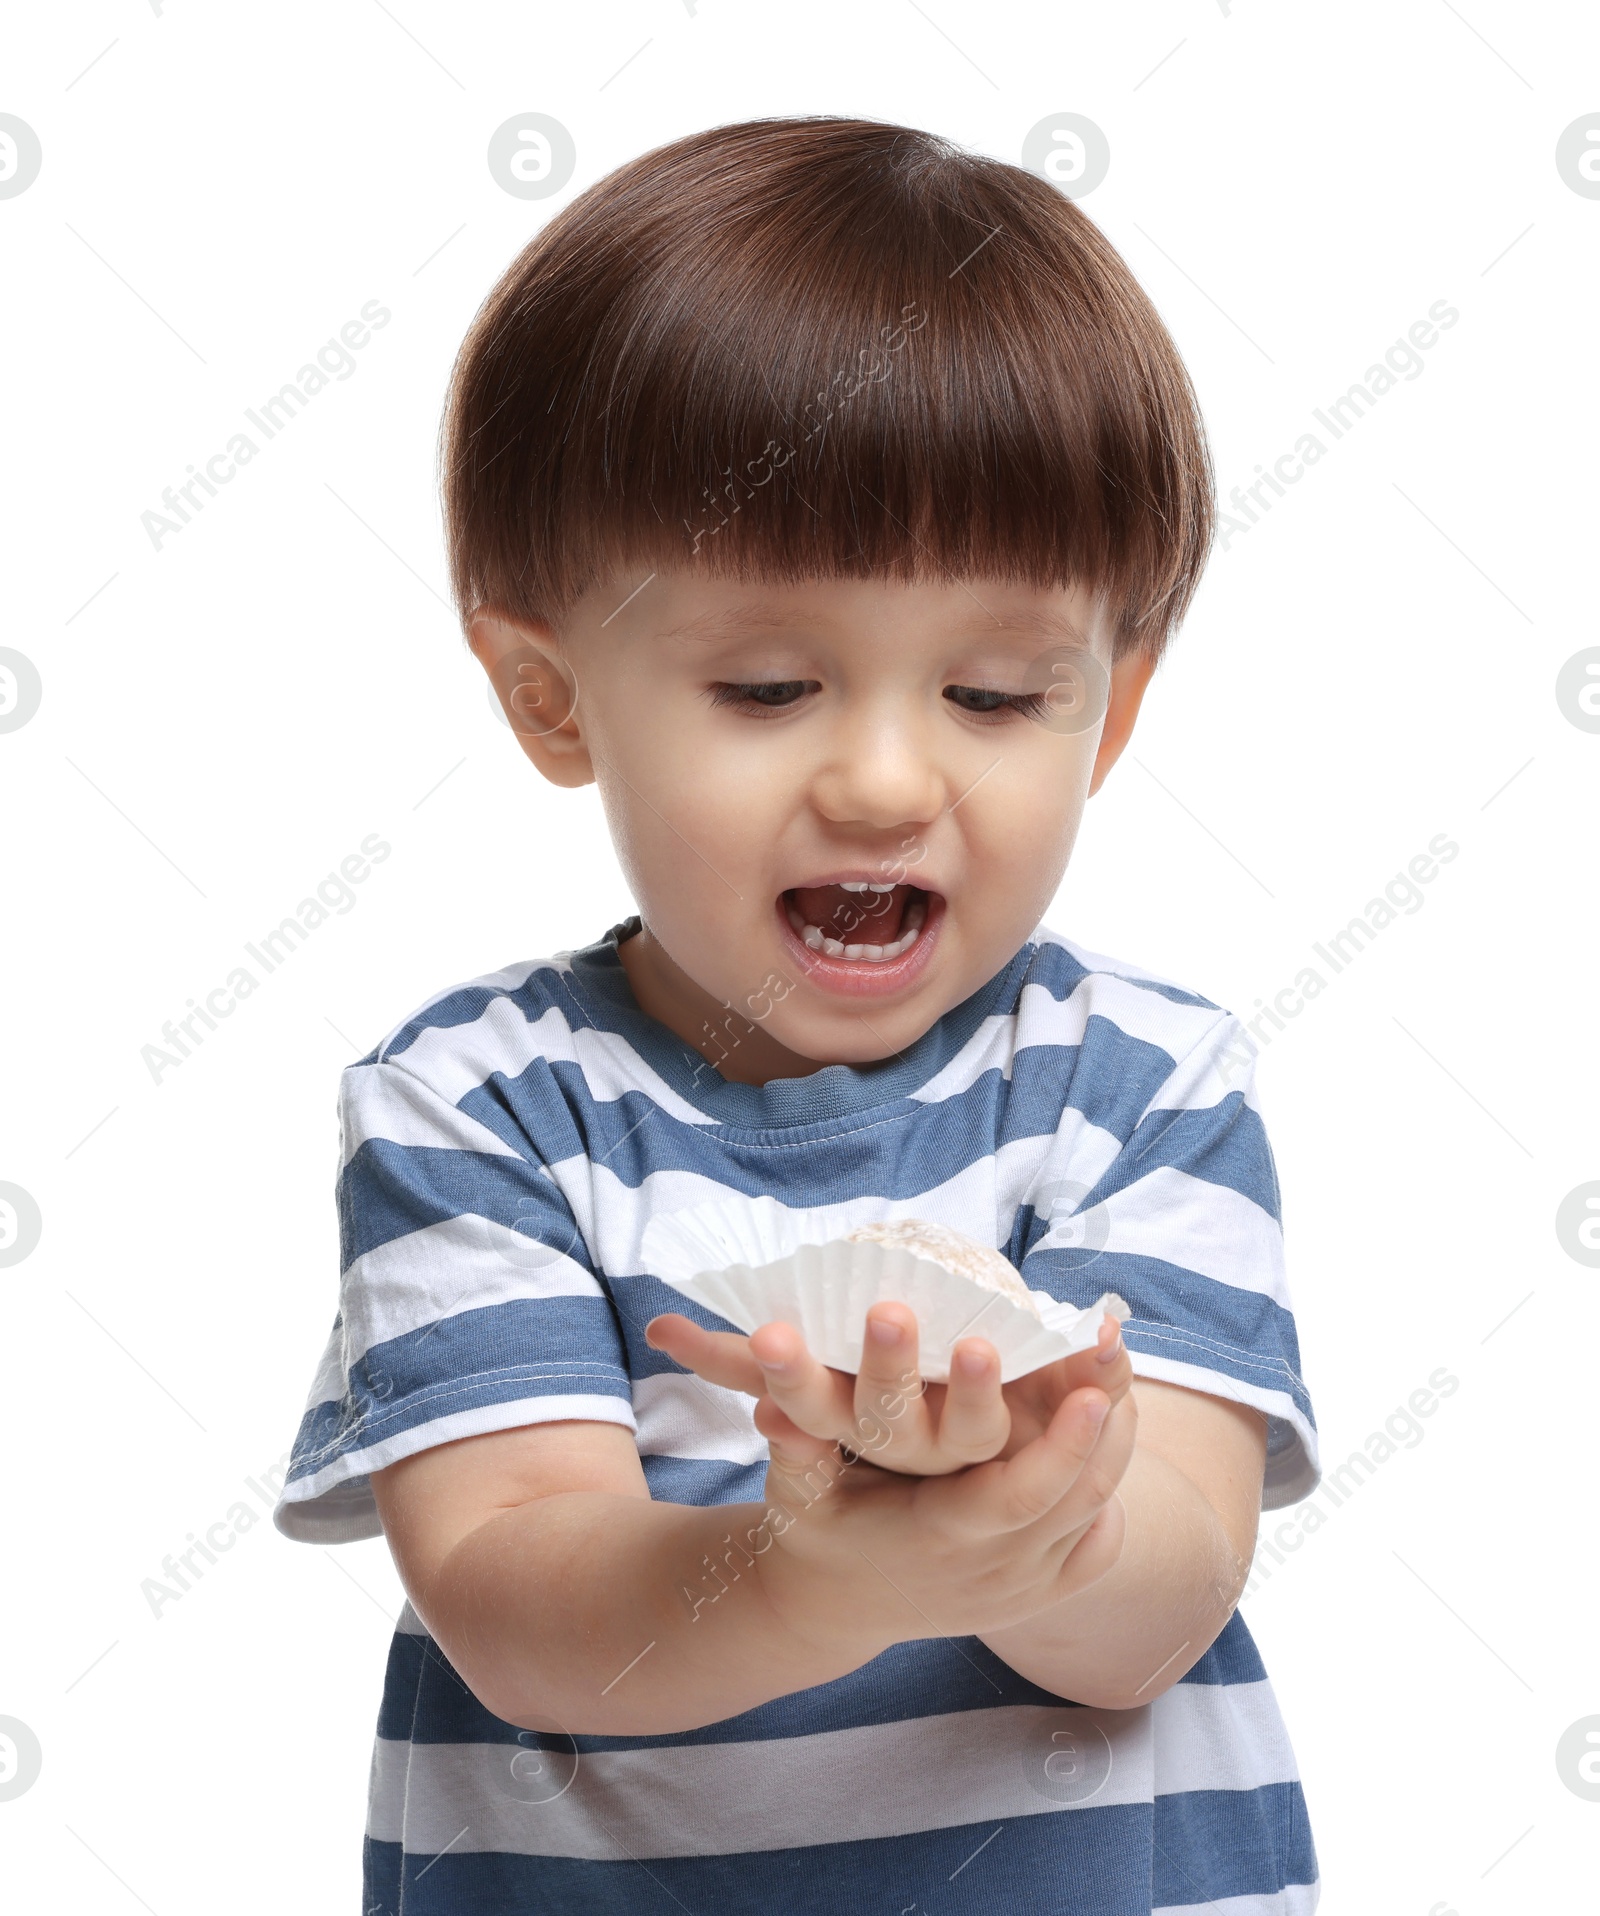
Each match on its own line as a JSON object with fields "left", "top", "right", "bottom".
{"left": 275, "top": 115, "right": 1321, "bottom": 1914}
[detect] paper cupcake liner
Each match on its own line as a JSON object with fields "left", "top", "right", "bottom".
{"left": 642, "top": 1197, "right": 1128, "bottom": 1384}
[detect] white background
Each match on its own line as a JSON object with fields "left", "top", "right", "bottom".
{"left": 2, "top": 3, "right": 1595, "bottom": 1910}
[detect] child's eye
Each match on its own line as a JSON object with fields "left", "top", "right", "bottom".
{"left": 708, "top": 680, "right": 818, "bottom": 713}
{"left": 944, "top": 685, "right": 1053, "bottom": 720}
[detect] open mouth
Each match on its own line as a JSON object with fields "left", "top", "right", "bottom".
{"left": 780, "top": 881, "right": 933, "bottom": 963}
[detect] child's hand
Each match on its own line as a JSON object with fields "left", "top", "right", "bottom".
{"left": 748, "top": 1353, "right": 1139, "bottom": 1659}
{"left": 645, "top": 1300, "right": 1132, "bottom": 1476}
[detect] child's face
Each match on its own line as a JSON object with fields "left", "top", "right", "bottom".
{"left": 473, "top": 571, "right": 1155, "bottom": 1079}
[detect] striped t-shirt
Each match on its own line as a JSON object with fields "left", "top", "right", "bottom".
{"left": 276, "top": 917, "right": 1321, "bottom": 1914}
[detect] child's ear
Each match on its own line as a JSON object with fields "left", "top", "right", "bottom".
{"left": 1087, "top": 647, "right": 1159, "bottom": 796}
{"left": 467, "top": 609, "right": 593, "bottom": 788}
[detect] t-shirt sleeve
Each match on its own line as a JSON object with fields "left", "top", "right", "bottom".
{"left": 1017, "top": 1010, "right": 1318, "bottom": 1510}
{"left": 274, "top": 1053, "right": 633, "bottom": 1544}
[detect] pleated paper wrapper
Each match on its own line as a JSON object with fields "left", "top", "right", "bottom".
{"left": 641, "top": 1195, "right": 1129, "bottom": 1384}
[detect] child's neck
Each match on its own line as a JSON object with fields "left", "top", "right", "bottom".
{"left": 617, "top": 921, "right": 844, "bottom": 1087}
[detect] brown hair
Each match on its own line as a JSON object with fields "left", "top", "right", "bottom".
{"left": 441, "top": 115, "right": 1213, "bottom": 658}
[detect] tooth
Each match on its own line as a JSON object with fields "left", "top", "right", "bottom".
{"left": 862, "top": 945, "right": 884, "bottom": 960}
{"left": 840, "top": 881, "right": 869, "bottom": 892}
{"left": 867, "top": 882, "right": 895, "bottom": 892}
{"left": 822, "top": 937, "right": 844, "bottom": 956}
{"left": 803, "top": 926, "right": 823, "bottom": 950}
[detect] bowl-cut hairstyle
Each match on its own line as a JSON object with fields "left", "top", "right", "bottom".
{"left": 442, "top": 115, "right": 1214, "bottom": 658}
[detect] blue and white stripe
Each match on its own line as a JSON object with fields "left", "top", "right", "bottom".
{"left": 277, "top": 920, "right": 1319, "bottom": 1911}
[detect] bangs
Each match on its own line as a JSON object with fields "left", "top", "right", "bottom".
{"left": 443, "top": 117, "right": 1213, "bottom": 656}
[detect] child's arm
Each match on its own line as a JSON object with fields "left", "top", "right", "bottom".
{"left": 370, "top": 1374, "right": 1133, "bottom": 1737}
{"left": 974, "top": 1379, "right": 1265, "bottom": 1710}
{"left": 371, "top": 1421, "right": 867, "bottom": 1733}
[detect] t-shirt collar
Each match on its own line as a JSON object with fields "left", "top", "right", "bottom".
{"left": 559, "top": 915, "right": 1032, "bottom": 1130}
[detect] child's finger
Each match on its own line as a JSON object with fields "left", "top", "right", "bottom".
{"left": 749, "top": 1320, "right": 858, "bottom": 1439}
{"left": 1006, "top": 1315, "right": 1131, "bottom": 1433}
{"left": 1046, "top": 1493, "right": 1127, "bottom": 1600}
{"left": 753, "top": 1393, "right": 855, "bottom": 1487}
{"left": 644, "top": 1313, "right": 766, "bottom": 1396}
{"left": 932, "top": 1337, "right": 1011, "bottom": 1462}
{"left": 1026, "top": 1392, "right": 1139, "bottom": 1545}
{"left": 851, "top": 1303, "right": 933, "bottom": 1449}
{"left": 1093, "top": 1314, "right": 1133, "bottom": 1399}
{"left": 948, "top": 1386, "right": 1118, "bottom": 1535}
{"left": 752, "top": 1392, "right": 830, "bottom": 1458}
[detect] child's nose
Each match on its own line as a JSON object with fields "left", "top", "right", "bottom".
{"left": 808, "top": 708, "right": 947, "bottom": 830}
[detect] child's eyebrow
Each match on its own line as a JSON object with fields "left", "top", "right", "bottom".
{"left": 967, "top": 609, "right": 1091, "bottom": 646}
{"left": 654, "top": 607, "right": 1092, "bottom": 646}
{"left": 656, "top": 608, "right": 805, "bottom": 645}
